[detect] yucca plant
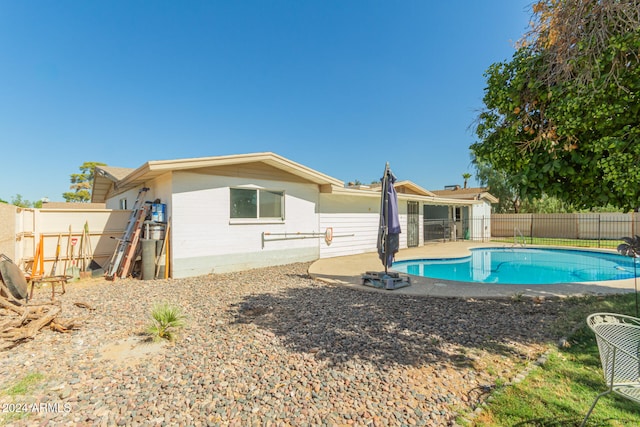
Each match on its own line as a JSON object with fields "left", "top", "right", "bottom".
{"left": 146, "top": 302, "right": 186, "bottom": 342}
{"left": 618, "top": 235, "right": 640, "bottom": 317}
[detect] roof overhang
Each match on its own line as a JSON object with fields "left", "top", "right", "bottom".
{"left": 92, "top": 152, "right": 344, "bottom": 202}
{"left": 479, "top": 192, "right": 499, "bottom": 204}
{"left": 322, "top": 185, "right": 482, "bottom": 206}
{"left": 393, "top": 180, "right": 437, "bottom": 197}
{"left": 429, "top": 188, "right": 499, "bottom": 204}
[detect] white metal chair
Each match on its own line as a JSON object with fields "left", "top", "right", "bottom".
{"left": 581, "top": 313, "right": 640, "bottom": 427}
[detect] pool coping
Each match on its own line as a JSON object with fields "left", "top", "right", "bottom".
{"left": 308, "top": 241, "right": 638, "bottom": 298}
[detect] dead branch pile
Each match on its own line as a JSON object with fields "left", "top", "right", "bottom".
{"left": 0, "top": 280, "right": 81, "bottom": 351}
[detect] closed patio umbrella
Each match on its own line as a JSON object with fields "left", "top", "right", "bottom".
{"left": 362, "top": 162, "right": 410, "bottom": 289}
{"left": 378, "top": 163, "right": 401, "bottom": 273}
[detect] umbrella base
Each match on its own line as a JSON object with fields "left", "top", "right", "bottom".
{"left": 361, "top": 271, "right": 411, "bottom": 290}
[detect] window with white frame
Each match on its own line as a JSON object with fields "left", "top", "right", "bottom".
{"left": 230, "top": 188, "right": 284, "bottom": 219}
{"left": 119, "top": 198, "right": 127, "bottom": 210}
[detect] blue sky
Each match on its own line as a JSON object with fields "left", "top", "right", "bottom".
{"left": 1, "top": 0, "right": 531, "bottom": 203}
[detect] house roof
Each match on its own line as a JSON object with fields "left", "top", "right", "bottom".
{"left": 92, "top": 152, "right": 344, "bottom": 202}
{"left": 98, "top": 166, "right": 135, "bottom": 181}
{"left": 325, "top": 184, "right": 482, "bottom": 206}
{"left": 392, "top": 181, "right": 436, "bottom": 197}
{"left": 347, "top": 181, "right": 435, "bottom": 197}
{"left": 430, "top": 186, "right": 499, "bottom": 204}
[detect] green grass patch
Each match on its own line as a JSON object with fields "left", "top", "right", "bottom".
{"left": 2, "top": 372, "right": 45, "bottom": 397}
{"left": 1, "top": 372, "right": 46, "bottom": 423}
{"left": 491, "top": 237, "right": 620, "bottom": 249}
{"left": 463, "top": 293, "right": 640, "bottom": 426}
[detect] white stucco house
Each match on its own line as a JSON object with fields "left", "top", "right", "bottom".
{"left": 92, "top": 152, "right": 494, "bottom": 278}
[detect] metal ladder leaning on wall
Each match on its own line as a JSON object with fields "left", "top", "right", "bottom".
{"left": 105, "top": 187, "right": 150, "bottom": 280}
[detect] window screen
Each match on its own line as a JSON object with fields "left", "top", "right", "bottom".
{"left": 259, "top": 190, "right": 283, "bottom": 218}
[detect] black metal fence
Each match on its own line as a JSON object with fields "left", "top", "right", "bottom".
{"left": 424, "top": 213, "right": 640, "bottom": 248}
{"left": 424, "top": 219, "right": 452, "bottom": 242}
{"left": 481, "top": 213, "right": 638, "bottom": 248}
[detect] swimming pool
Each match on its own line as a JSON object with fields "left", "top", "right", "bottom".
{"left": 391, "top": 248, "right": 639, "bottom": 285}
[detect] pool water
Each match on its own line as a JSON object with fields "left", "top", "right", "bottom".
{"left": 391, "top": 248, "right": 638, "bottom": 285}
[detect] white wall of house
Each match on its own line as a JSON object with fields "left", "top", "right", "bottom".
{"left": 469, "top": 201, "right": 492, "bottom": 241}
{"left": 319, "top": 193, "right": 410, "bottom": 258}
{"left": 319, "top": 193, "right": 378, "bottom": 258}
{"left": 105, "top": 188, "right": 144, "bottom": 211}
{"left": 149, "top": 173, "right": 173, "bottom": 210}
{"left": 169, "top": 171, "right": 321, "bottom": 278}
{"left": 104, "top": 177, "right": 173, "bottom": 226}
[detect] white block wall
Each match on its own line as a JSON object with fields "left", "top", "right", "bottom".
{"left": 13, "top": 208, "right": 131, "bottom": 273}
{"left": 170, "top": 171, "right": 321, "bottom": 277}
{"left": 319, "top": 193, "right": 410, "bottom": 258}
{"left": 470, "top": 202, "right": 492, "bottom": 241}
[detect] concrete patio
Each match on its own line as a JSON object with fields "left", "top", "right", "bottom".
{"left": 309, "top": 241, "right": 638, "bottom": 298}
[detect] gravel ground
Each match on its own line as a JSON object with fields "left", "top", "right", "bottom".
{"left": 1, "top": 262, "right": 571, "bottom": 426}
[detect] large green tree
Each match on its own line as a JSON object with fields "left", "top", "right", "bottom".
{"left": 63, "top": 162, "right": 106, "bottom": 202}
{"left": 471, "top": 0, "right": 640, "bottom": 211}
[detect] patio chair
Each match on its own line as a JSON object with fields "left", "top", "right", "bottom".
{"left": 581, "top": 313, "right": 640, "bottom": 427}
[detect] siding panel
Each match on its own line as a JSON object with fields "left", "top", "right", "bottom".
{"left": 171, "top": 171, "right": 321, "bottom": 274}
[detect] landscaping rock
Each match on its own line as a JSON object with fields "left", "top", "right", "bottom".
{"left": 0, "top": 262, "right": 568, "bottom": 426}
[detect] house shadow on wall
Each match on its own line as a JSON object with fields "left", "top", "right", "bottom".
{"left": 232, "top": 277, "right": 568, "bottom": 369}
